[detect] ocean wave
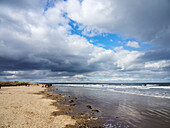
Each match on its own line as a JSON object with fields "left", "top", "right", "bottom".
{"left": 54, "top": 84, "right": 170, "bottom": 90}
{"left": 107, "top": 89, "right": 170, "bottom": 99}
{"left": 53, "top": 84, "right": 170, "bottom": 99}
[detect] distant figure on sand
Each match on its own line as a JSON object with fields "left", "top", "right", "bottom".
{"left": 0, "top": 85, "right": 1, "bottom": 89}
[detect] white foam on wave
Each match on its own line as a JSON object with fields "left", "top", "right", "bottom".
{"left": 53, "top": 84, "right": 103, "bottom": 88}
{"left": 107, "top": 89, "right": 170, "bottom": 99}
{"left": 53, "top": 84, "right": 170, "bottom": 99}
{"left": 146, "top": 84, "right": 159, "bottom": 86}
{"left": 54, "top": 84, "right": 170, "bottom": 89}
{"left": 105, "top": 85, "right": 170, "bottom": 90}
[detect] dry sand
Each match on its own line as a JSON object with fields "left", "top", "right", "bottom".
{"left": 0, "top": 86, "right": 76, "bottom": 128}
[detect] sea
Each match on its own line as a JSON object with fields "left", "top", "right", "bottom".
{"left": 51, "top": 83, "right": 170, "bottom": 128}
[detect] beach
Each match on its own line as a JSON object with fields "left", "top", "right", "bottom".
{"left": 1, "top": 84, "right": 170, "bottom": 128}
{"left": 0, "top": 86, "right": 76, "bottom": 128}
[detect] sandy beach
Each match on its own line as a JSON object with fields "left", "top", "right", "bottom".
{"left": 0, "top": 86, "right": 76, "bottom": 128}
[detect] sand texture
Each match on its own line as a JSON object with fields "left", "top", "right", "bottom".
{"left": 0, "top": 86, "right": 76, "bottom": 128}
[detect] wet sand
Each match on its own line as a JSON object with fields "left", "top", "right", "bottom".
{"left": 0, "top": 86, "right": 76, "bottom": 128}
{"left": 41, "top": 88, "right": 106, "bottom": 128}
{"left": 54, "top": 85, "right": 170, "bottom": 128}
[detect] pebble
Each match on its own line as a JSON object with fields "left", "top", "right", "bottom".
{"left": 69, "top": 100, "right": 74, "bottom": 103}
{"left": 91, "top": 109, "right": 100, "bottom": 113}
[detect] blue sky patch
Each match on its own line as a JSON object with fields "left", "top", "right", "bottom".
{"left": 68, "top": 18, "right": 151, "bottom": 51}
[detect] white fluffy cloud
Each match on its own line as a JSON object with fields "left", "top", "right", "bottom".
{"left": 145, "top": 60, "right": 170, "bottom": 69}
{"left": 114, "top": 46, "right": 143, "bottom": 70}
{"left": 126, "top": 41, "right": 140, "bottom": 48}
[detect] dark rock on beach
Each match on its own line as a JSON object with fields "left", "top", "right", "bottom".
{"left": 69, "top": 100, "right": 74, "bottom": 103}
{"left": 86, "top": 105, "right": 92, "bottom": 109}
{"left": 70, "top": 103, "right": 76, "bottom": 106}
{"left": 91, "top": 109, "right": 100, "bottom": 113}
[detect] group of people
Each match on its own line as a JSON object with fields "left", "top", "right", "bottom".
{"left": 41, "top": 84, "right": 46, "bottom": 88}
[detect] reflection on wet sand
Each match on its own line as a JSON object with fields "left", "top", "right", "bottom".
{"left": 54, "top": 85, "right": 170, "bottom": 128}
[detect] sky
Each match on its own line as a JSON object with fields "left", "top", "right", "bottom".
{"left": 0, "top": 0, "right": 170, "bottom": 83}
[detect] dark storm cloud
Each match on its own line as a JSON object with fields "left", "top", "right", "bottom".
{"left": 139, "top": 48, "right": 170, "bottom": 62}
{"left": 0, "top": 54, "right": 98, "bottom": 74}
{"left": 0, "top": 56, "right": 50, "bottom": 71}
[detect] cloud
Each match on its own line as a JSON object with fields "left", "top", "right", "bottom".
{"left": 0, "top": 0, "right": 46, "bottom": 10}
{"left": 81, "top": 25, "right": 102, "bottom": 37}
{"left": 65, "top": 0, "right": 170, "bottom": 46}
{"left": 140, "top": 48, "right": 170, "bottom": 61}
{"left": 126, "top": 41, "right": 140, "bottom": 48}
{"left": 96, "top": 43, "right": 105, "bottom": 48}
{"left": 114, "top": 46, "right": 143, "bottom": 70}
{"left": 89, "top": 40, "right": 94, "bottom": 43}
{"left": 145, "top": 60, "right": 170, "bottom": 69}
{"left": 0, "top": 0, "right": 170, "bottom": 82}
{"left": 0, "top": 1, "right": 117, "bottom": 79}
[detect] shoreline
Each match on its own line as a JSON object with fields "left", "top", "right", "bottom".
{"left": 0, "top": 85, "right": 76, "bottom": 128}
{"left": 39, "top": 86, "right": 107, "bottom": 128}
{"left": 52, "top": 85, "right": 170, "bottom": 128}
